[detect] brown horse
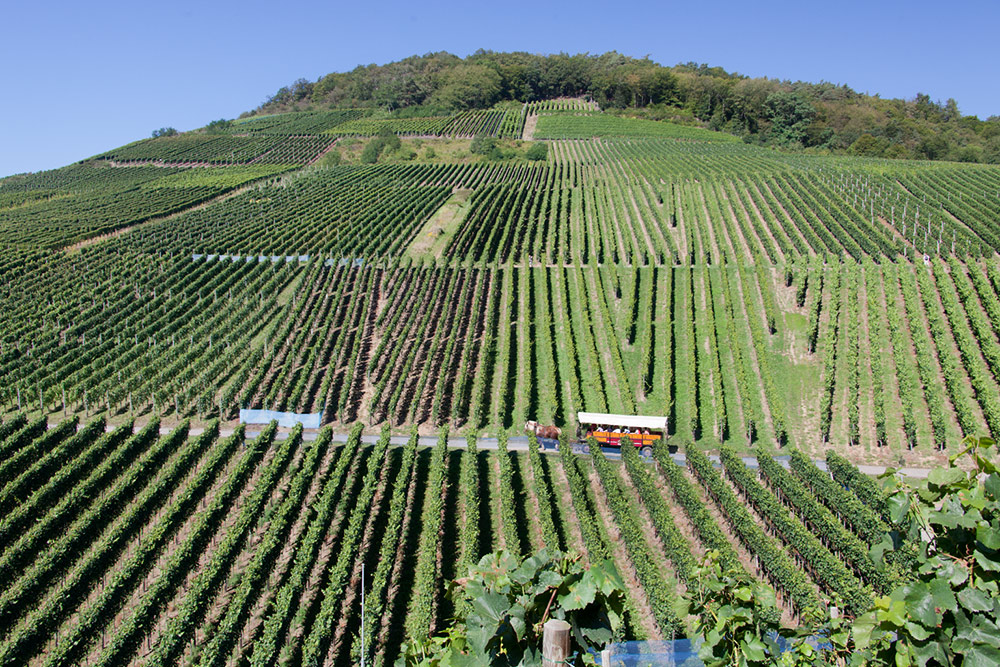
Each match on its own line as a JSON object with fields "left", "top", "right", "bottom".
{"left": 525, "top": 421, "right": 562, "bottom": 440}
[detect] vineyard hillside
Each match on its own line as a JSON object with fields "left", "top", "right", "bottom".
{"left": 4, "top": 100, "right": 1000, "bottom": 465}
{"left": 1, "top": 94, "right": 1000, "bottom": 664}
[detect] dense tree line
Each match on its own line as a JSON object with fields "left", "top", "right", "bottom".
{"left": 255, "top": 50, "right": 1000, "bottom": 164}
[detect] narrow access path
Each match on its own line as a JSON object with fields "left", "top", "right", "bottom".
{"left": 131, "top": 425, "right": 933, "bottom": 478}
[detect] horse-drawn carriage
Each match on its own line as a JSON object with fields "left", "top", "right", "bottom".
{"left": 526, "top": 411, "right": 668, "bottom": 457}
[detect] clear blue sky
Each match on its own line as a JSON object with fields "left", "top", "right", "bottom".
{"left": 2, "top": 0, "right": 997, "bottom": 177}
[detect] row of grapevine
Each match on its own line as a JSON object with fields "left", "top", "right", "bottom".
{"left": 676, "top": 266, "right": 698, "bottom": 437}
{"left": 247, "top": 424, "right": 362, "bottom": 667}
{"left": 718, "top": 447, "right": 872, "bottom": 615}
{"left": 301, "top": 426, "right": 392, "bottom": 666}
{"left": 0, "top": 419, "right": 158, "bottom": 591}
{"left": 895, "top": 266, "right": 958, "bottom": 448}
{"left": 736, "top": 265, "right": 788, "bottom": 445}
{"left": 197, "top": 427, "right": 333, "bottom": 667}
{"left": 818, "top": 265, "right": 844, "bottom": 441}
{"left": 403, "top": 430, "right": 449, "bottom": 638}
{"left": 141, "top": 423, "right": 299, "bottom": 666}
{"left": 527, "top": 432, "right": 561, "bottom": 549}
{"left": 620, "top": 440, "right": 696, "bottom": 581}
{"left": 928, "top": 259, "right": 1000, "bottom": 436}
{"left": 684, "top": 445, "right": 824, "bottom": 621}
{"left": 496, "top": 432, "right": 524, "bottom": 553}
{"left": 29, "top": 423, "right": 230, "bottom": 666}
{"left": 713, "top": 266, "right": 763, "bottom": 443}
{"left": 863, "top": 261, "right": 891, "bottom": 446}
{"left": 90, "top": 423, "right": 280, "bottom": 667}
{"left": 825, "top": 450, "right": 892, "bottom": 520}
{"left": 557, "top": 436, "right": 646, "bottom": 639}
{"left": 357, "top": 429, "right": 420, "bottom": 665}
{"left": 589, "top": 442, "right": 684, "bottom": 636}
{"left": 0, "top": 420, "right": 191, "bottom": 658}
{"left": 756, "top": 454, "right": 892, "bottom": 593}
{"left": 699, "top": 264, "right": 728, "bottom": 439}
{"left": 845, "top": 263, "right": 861, "bottom": 445}
{"left": 458, "top": 434, "right": 482, "bottom": 574}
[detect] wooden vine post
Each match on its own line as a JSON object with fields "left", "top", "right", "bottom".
{"left": 542, "top": 619, "right": 570, "bottom": 667}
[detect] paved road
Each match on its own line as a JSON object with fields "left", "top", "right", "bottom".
{"left": 164, "top": 427, "right": 931, "bottom": 479}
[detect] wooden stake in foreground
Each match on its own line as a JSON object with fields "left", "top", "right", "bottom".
{"left": 542, "top": 618, "right": 571, "bottom": 667}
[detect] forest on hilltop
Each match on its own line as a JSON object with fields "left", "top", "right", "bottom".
{"left": 254, "top": 50, "right": 1000, "bottom": 164}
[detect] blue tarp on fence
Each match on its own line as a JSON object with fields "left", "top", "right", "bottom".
{"left": 602, "top": 639, "right": 703, "bottom": 666}
{"left": 239, "top": 409, "right": 323, "bottom": 428}
{"left": 602, "top": 635, "right": 824, "bottom": 666}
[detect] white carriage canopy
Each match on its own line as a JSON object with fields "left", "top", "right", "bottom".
{"left": 577, "top": 412, "right": 668, "bottom": 431}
